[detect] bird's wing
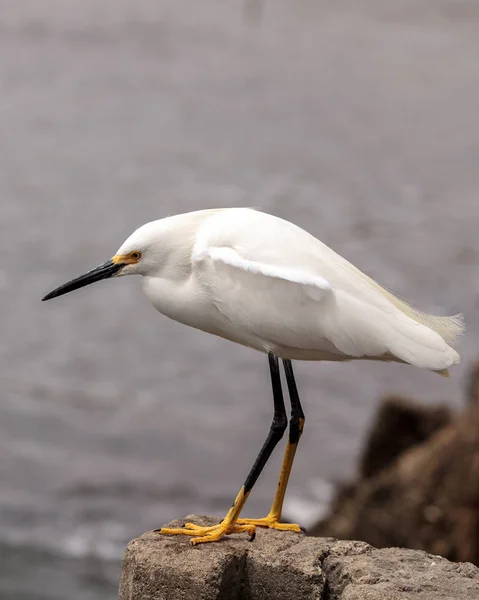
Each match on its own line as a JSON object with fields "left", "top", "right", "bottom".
{"left": 192, "top": 208, "right": 460, "bottom": 370}
{"left": 207, "top": 246, "right": 332, "bottom": 299}
{"left": 194, "top": 244, "right": 339, "bottom": 353}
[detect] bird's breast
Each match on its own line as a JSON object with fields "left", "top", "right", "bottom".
{"left": 142, "top": 275, "right": 228, "bottom": 336}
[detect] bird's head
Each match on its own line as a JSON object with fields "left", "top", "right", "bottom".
{"left": 42, "top": 221, "right": 166, "bottom": 301}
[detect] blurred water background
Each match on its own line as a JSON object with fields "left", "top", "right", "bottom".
{"left": 1, "top": 1, "right": 479, "bottom": 598}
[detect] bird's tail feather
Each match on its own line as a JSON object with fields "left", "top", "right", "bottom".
{"left": 330, "top": 291, "right": 462, "bottom": 374}
{"left": 337, "top": 256, "right": 465, "bottom": 349}
{"left": 384, "top": 319, "right": 461, "bottom": 373}
{"left": 377, "top": 290, "right": 465, "bottom": 348}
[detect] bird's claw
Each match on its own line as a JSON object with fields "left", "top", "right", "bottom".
{"left": 157, "top": 520, "right": 256, "bottom": 545}
{"left": 235, "top": 515, "right": 303, "bottom": 533}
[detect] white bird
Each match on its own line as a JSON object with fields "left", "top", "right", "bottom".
{"left": 43, "top": 208, "right": 464, "bottom": 544}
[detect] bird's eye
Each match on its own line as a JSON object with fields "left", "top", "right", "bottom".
{"left": 130, "top": 251, "right": 142, "bottom": 261}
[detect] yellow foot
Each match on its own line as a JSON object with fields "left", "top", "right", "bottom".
{"left": 157, "top": 520, "right": 256, "bottom": 545}
{"left": 236, "top": 515, "right": 303, "bottom": 533}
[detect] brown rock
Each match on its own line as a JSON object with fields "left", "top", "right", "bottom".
{"left": 359, "top": 395, "right": 451, "bottom": 479}
{"left": 119, "top": 516, "right": 247, "bottom": 600}
{"left": 118, "top": 515, "right": 326, "bottom": 600}
{"left": 118, "top": 516, "right": 479, "bottom": 600}
{"left": 312, "top": 363, "right": 479, "bottom": 566}
{"left": 466, "top": 361, "right": 479, "bottom": 407}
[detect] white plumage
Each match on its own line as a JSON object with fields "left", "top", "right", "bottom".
{"left": 42, "top": 206, "right": 465, "bottom": 544}
{"left": 114, "top": 207, "right": 463, "bottom": 375}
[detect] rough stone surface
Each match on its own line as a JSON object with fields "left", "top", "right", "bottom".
{"left": 118, "top": 515, "right": 479, "bottom": 600}
{"left": 323, "top": 543, "right": 479, "bottom": 600}
{"left": 119, "top": 516, "right": 249, "bottom": 600}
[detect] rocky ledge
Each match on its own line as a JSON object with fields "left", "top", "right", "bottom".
{"left": 119, "top": 515, "right": 479, "bottom": 600}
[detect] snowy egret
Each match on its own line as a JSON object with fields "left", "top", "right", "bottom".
{"left": 42, "top": 208, "right": 464, "bottom": 544}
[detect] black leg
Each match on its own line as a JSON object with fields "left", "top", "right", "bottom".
{"left": 283, "top": 359, "right": 305, "bottom": 445}
{"left": 235, "top": 358, "right": 305, "bottom": 532}
{"left": 243, "top": 352, "right": 288, "bottom": 493}
{"left": 158, "top": 352, "right": 290, "bottom": 543}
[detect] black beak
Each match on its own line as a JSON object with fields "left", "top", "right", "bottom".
{"left": 42, "top": 260, "right": 124, "bottom": 301}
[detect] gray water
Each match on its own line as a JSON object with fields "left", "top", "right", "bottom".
{"left": 1, "top": 1, "right": 479, "bottom": 598}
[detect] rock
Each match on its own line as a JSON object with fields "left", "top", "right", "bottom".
{"left": 118, "top": 516, "right": 249, "bottom": 600}
{"left": 466, "top": 361, "right": 479, "bottom": 407}
{"left": 359, "top": 395, "right": 451, "bottom": 479}
{"left": 118, "top": 516, "right": 479, "bottom": 600}
{"left": 324, "top": 544, "right": 479, "bottom": 600}
{"left": 119, "top": 515, "right": 327, "bottom": 600}
{"left": 311, "top": 362, "right": 479, "bottom": 567}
